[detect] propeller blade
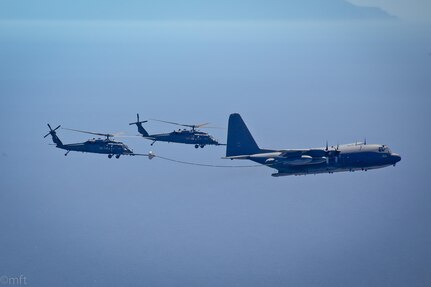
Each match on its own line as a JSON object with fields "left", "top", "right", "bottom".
{"left": 129, "top": 120, "right": 148, "bottom": 125}
{"left": 44, "top": 124, "right": 60, "bottom": 138}
{"left": 62, "top": 127, "right": 114, "bottom": 138}
{"left": 150, "top": 119, "right": 210, "bottom": 129}
{"left": 199, "top": 126, "right": 225, "bottom": 130}
{"left": 150, "top": 119, "right": 187, "bottom": 127}
{"left": 194, "top": 123, "right": 210, "bottom": 129}
{"left": 129, "top": 113, "right": 148, "bottom": 125}
{"left": 115, "top": 135, "right": 143, "bottom": 138}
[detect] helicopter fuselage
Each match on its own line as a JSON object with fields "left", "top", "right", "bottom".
{"left": 59, "top": 139, "right": 133, "bottom": 155}
{"left": 144, "top": 130, "right": 220, "bottom": 147}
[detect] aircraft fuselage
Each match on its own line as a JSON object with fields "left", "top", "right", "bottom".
{"left": 257, "top": 144, "right": 401, "bottom": 177}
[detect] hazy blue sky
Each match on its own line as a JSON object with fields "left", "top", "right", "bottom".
{"left": 1, "top": 1, "right": 430, "bottom": 287}
{"left": 0, "top": 0, "right": 393, "bottom": 20}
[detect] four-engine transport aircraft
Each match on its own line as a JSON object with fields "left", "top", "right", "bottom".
{"left": 224, "top": 113, "right": 401, "bottom": 177}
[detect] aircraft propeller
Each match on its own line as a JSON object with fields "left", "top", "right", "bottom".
{"left": 323, "top": 140, "right": 341, "bottom": 157}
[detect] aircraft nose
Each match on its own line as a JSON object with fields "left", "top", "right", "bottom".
{"left": 391, "top": 153, "right": 401, "bottom": 163}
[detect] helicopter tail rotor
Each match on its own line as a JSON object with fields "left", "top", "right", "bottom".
{"left": 44, "top": 124, "right": 61, "bottom": 138}
{"left": 129, "top": 113, "right": 148, "bottom": 125}
{"left": 129, "top": 113, "right": 150, "bottom": 137}
{"left": 44, "top": 124, "right": 63, "bottom": 146}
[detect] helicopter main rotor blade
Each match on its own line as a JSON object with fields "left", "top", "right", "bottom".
{"left": 150, "top": 119, "right": 209, "bottom": 129}
{"left": 200, "top": 126, "right": 226, "bottom": 130}
{"left": 150, "top": 119, "right": 186, "bottom": 126}
{"left": 194, "top": 123, "right": 210, "bottom": 129}
{"left": 114, "top": 135, "right": 142, "bottom": 138}
{"left": 62, "top": 127, "right": 115, "bottom": 138}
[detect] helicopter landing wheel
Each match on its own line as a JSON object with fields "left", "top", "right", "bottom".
{"left": 194, "top": 144, "right": 199, "bottom": 149}
{"left": 108, "top": 154, "right": 113, "bottom": 159}
{"left": 115, "top": 154, "right": 120, "bottom": 159}
{"left": 200, "top": 145, "right": 205, "bottom": 148}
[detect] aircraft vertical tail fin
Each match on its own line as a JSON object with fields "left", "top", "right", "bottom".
{"left": 226, "top": 113, "right": 261, "bottom": 157}
{"left": 44, "top": 124, "right": 63, "bottom": 147}
{"left": 129, "top": 113, "right": 150, "bottom": 137}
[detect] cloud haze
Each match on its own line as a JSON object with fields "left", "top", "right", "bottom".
{"left": 0, "top": 0, "right": 393, "bottom": 20}
{"left": 348, "top": 0, "right": 431, "bottom": 22}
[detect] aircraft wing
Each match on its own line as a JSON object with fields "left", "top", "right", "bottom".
{"left": 223, "top": 149, "right": 337, "bottom": 162}
{"left": 222, "top": 155, "right": 251, "bottom": 160}
{"left": 278, "top": 150, "right": 303, "bottom": 157}
{"left": 278, "top": 149, "right": 327, "bottom": 158}
{"left": 223, "top": 149, "right": 328, "bottom": 159}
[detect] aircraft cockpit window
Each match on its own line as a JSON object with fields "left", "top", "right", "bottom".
{"left": 378, "top": 146, "right": 391, "bottom": 153}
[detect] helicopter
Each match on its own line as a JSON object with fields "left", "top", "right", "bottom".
{"left": 44, "top": 124, "right": 151, "bottom": 158}
{"left": 129, "top": 114, "right": 225, "bottom": 148}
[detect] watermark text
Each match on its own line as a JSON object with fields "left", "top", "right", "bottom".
{"left": 0, "top": 275, "right": 27, "bottom": 285}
